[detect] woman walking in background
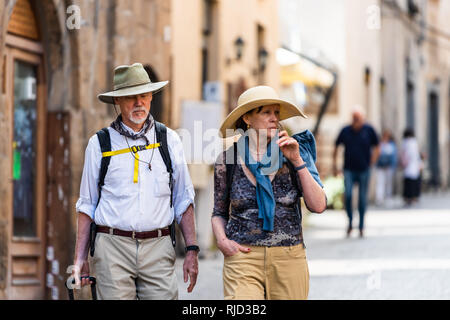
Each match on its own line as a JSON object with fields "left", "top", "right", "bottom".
{"left": 375, "top": 130, "right": 397, "bottom": 207}
{"left": 400, "top": 128, "right": 423, "bottom": 206}
{"left": 211, "top": 86, "right": 326, "bottom": 300}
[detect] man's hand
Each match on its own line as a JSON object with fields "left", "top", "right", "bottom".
{"left": 178, "top": 204, "right": 199, "bottom": 293}
{"left": 183, "top": 250, "right": 199, "bottom": 293}
{"left": 333, "top": 164, "right": 339, "bottom": 177}
{"left": 72, "top": 259, "right": 92, "bottom": 287}
{"left": 71, "top": 212, "right": 93, "bottom": 288}
{"left": 332, "top": 146, "right": 339, "bottom": 177}
{"left": 371, "top": 144, "right": 381, "bottom": 167}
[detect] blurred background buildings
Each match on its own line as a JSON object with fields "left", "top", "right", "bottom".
{"left": 0, "top": 0, "right": 448, "bottom": 299}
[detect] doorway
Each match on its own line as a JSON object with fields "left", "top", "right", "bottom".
{"left": 5, "top": 44, "right": 46, "bottom": 299}
{"left": 427, "top": 91, "right": 440, "bottom": 188}
{"left": 4, "top": 0, "right": 47, "bottom": 299}
{"left": 144, "top": 65, "right": 164, "bottom": 123}
{"left": 406, "top": 81, "right": 415, "bottom": 131}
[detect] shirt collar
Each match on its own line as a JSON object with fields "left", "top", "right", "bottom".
{"left": 120, "top": 121, "right": 147, "bottom": 136}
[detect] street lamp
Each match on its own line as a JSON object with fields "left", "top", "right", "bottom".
{"left": 258, "top": 47, "right": 268, "bottom": 72}
{"left": 364, "top": 66, "right": 371, "bottom": 85}
{"left": 234, "top": 37, "right": 244, "bottom": 60}
{"left": 380, "top": 76, "right": 386, "bottom": 93}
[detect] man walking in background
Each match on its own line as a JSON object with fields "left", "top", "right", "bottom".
{"left": 333, "top": 106, "right": 380, "bottom": 238}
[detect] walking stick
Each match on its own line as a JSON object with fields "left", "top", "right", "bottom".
{"left": 65, "top": 276, "right": 97, "bottom": 300}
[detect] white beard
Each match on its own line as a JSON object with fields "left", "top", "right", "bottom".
{"left": 128, "top": 107, "right": 148, "bottom": 124}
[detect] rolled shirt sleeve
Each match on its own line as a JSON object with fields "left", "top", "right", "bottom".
{"left": 167, "top": 128, "right": 195, "bottom": 224}
{"left": 75, "top": 135, "right": 101, "bottom": 219}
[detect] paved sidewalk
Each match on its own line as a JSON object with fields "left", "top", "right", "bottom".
{"left": 176, "top": 192, "right": 450, "bottom": 300}
{"left": 176, "top": 250, "right": 224, "bottom": 300}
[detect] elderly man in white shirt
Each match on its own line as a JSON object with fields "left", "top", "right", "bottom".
{"left": 72, "top": 63, "right": 198, "bottom": 299}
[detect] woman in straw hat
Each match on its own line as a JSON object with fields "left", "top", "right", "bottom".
{"left": 211, "top": 85, "right": 326, "bottom": 300}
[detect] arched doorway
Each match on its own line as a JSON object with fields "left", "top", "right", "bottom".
{"left": 3, "top": 0, "right": 47, "bottom": 299}
{"left": 144, "top": 65, "right": 164, "bottom": 122}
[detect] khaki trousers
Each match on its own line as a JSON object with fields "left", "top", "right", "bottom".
{"left": 90, "top": 232, "right": 177, "bottom": 300}
{"left": 223, "top": 244, "right": 309, "bottom": 300}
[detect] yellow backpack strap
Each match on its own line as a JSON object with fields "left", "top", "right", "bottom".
{"left": 101, "top": 143, "right": 160, "bottom": 158}
{"left": 101, "top": 142, "right": 161, "bottom": 184}
{"left": 133, "top": 153, "right": 140, "bottom": 183}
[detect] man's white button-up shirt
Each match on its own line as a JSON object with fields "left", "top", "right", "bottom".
{"left": 75, "top": 123, "right": 195, "bottom": 232}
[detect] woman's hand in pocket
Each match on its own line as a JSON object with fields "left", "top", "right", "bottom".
{"left": 217, "top": 238, "right": 251, "bottom": 257}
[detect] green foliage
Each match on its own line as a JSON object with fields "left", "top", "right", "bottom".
{"left": 323, "top": 175, "right": 345, "bottom": 209}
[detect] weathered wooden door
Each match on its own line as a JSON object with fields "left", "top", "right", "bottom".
{"left": 5, "top": 46, "right": 46, "bottom": 299}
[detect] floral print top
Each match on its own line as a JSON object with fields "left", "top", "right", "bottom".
{"left": 212, "top": 130, "right": 323, "bottom": 247}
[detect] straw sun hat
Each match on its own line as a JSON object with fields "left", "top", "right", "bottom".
{"left": 219, "top": 85, "right": 307, "bottom": 138}
{"left": 98, "top": 63, "right": 168, "bottom": 104}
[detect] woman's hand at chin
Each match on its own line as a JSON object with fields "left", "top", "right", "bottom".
{"left": 276, "top": 130, "right": 304, "bottom": 166}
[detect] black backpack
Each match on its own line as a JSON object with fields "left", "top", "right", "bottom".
{"left": 89, "top": 121, "right": 176, "bottom": 257}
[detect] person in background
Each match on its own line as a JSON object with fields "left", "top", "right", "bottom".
{"left": 332, "top": 106, "right": 380, "bottom": 238}
{"left": 400, "top": 128, "right": 423, "bottom": 206}
{"left": 375, "top": 130, "right": 397, "bottom": 207}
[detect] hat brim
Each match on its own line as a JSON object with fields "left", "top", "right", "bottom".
{"left": 219, "top": 98, "right": 307, "bottom": 138}
{"left": 98, "top": 81, "right": 169, "bottom": 104}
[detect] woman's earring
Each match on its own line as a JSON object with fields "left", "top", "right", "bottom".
{"left": 247, "top": 123, "right": 250, "bottom": 130}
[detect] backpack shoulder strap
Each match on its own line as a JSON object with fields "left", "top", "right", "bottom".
{"left": 95, "top": 127, "right": 111, "bottom": 207}
{"left": 286, "top": 160, "right": 304, "bottom": 244}
{"left": 154, "top": 121, "right": 174, "bottom": 208}
{"left": 224, "top": 142, "right": 237, "bottom": 218}
{"left": 154, "top": 121, "right": 173, "bottom": 173}
{"left": 286, "top": 160, "right": 303, "bottom": 197}
{"left": 154, "top": 121, "right": 177, "bottom": 247}
{"left": 226, "top": 142, "right": 237, "bottom": 189}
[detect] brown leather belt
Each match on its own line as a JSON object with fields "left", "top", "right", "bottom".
{"left": 96, "top": 226, "right": 170, "bottom": 240}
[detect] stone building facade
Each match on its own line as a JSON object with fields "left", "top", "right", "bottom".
{"left": 380, "top": 0, "right": 450, "bottom": 190}
{"left": 0, "top": 0, "right": 171, "bottom": 300}
{"left": 170, "top": 0, "right": 280, "bottom": 259}
{"left": 0, "top": 0, "right": 280, "bottom": 299}
{"left": 278, "top": 0, "right": 450, "bottom": 195}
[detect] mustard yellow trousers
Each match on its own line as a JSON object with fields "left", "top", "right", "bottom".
{"left": 223, "top": 243, "right": 310, "bottom": 300}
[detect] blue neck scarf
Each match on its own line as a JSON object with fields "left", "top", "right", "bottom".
{"left": 237, "top": 132, "right": 284, "bottom": 232}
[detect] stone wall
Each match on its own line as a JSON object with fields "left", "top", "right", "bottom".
{"left": 0, "top": 0, "right": 171, "bottom": 299}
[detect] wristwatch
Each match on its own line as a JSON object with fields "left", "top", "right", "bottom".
{"left": 294, "top": 163, "right": 307, "bottom": 171}
{"left": 185, "top": 245, "right": 200, "bottom": 253}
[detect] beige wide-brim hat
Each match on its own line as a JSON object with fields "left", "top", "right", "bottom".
{"left": 98, "top": 63, "right": 169, "bottom": 104}
{"left": 219, "top": 85, "right": 307, "bottom": 138}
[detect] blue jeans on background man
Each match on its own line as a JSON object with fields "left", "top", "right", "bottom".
{"left": 344, "top": 169, "right": 370, "bottom": 232}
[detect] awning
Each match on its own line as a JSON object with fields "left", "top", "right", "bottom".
{"left": 277, "top": 48, "right": 335, "bottom": 88}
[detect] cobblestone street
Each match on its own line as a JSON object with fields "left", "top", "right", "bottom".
{"left": 176, "top": 192, "right": 450, "bottom": 300}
